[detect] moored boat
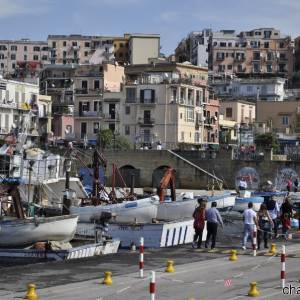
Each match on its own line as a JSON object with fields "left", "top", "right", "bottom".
{"left": 0, "top": 215, "right": 78, "bottom": 247}
{"left": 70, "top": 196, "right": 159, "bottom": 223}
{"left": 233, "top": 196, "right": 264, "bottom": 212}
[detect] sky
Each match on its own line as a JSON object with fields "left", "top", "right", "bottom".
{"left": 0, "top": 0, "right": 299, "bottom": 55}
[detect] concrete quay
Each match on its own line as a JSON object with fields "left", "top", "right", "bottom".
{"left": 0, "top": 238, "right": 300, "bottom": 300}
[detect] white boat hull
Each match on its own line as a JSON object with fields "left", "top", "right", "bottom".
{"left": 0, "top": 215, "right": 78, "bottom": 247}
{"left": 107, "top": 219, "right": 206, "bottom": 248}
{"left": 70, "top": 196, "right": 159, "bottom": 224}
{"left": 157, "top": 193, "right": 235, "bottom": 221}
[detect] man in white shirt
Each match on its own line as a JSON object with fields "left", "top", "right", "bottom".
{"left": 239, "top": 178, "right": 248, "bottom": 191}
{"left": 242, "top": 202, "right": 258, "bottom": 250}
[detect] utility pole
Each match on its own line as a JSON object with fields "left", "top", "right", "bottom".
{"left": 62, "top": 153, "right": 72, "bottom": 215}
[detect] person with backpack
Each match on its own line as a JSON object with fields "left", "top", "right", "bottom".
{"left": 266, "top": 197, "right": 280, "bottom": 238}
{"left": 192, "top": 198, "right": 206, "bottom": 249}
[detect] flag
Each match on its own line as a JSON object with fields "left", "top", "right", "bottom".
{"left": 224, "top": 279, "right": 232, "bottom": 287}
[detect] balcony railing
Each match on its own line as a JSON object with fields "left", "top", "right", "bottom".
{"left": 74, "top": 111, "right": 104, "bottom": 117}
{"left": 103, "top": 113, "right": 120, "bottom": 121}
{"left": 140, "top": 98, "right": 156, "bottom": 105}
{"left": 138, "top": 117, "right": 155, "bottom": 126}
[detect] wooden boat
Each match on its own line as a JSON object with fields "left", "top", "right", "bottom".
{"left": 70, "top": 196, "right": 159, "bottom": 223}
{"left": 0, "top": 215, "right": 78, "bottom": 247}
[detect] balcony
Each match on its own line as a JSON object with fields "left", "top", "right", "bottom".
{"left": 74, "top": 111, "right": 104, "bottom": 118}
{"left": 103, "top": 113, "right": 120, "bottom": 122}
{"left": 138, "top": 117, "right": 155, "bottom": 127}
{"left": 75, "top": 88, "right": 88, "bottom": 95}
{"left": 140, "top": 98, "right": 156, "bottom": 105}
{"left": 234, "top": 57, "right": 245, "bottom": 62}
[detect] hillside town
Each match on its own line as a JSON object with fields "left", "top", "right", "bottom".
{"left": 1, "top": 28, "right": 300, "bottom": 152}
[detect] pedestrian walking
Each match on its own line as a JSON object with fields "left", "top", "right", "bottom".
{"left": 192, "top": 198, "right": 206, "bottom": 249}
{"left": 266, "top": 197, "right": 280, "bottom": 238}
{"left": 205, "top": 201, "right": 223, "bottom": 249}
{"left": 242, "top": 202, "right": 258, "bottom": 250}
{"left": 294, "top": 177, "right": 299, "bottom": 192}
{"left": 281, "top": 213, "right": 291, "bottom": 240}
{"left": 281, "top": 196, "right": 295, "bottom": 232}
{"left": 257, "top": 204, "right": 274, "bottom": 250}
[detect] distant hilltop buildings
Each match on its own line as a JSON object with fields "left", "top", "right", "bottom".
{"left": 0, "top": 27, "right": 300, "bottom": 150}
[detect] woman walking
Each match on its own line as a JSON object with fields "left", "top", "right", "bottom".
{"left": 192, "top": 198, "right": 206, "bottom": 249}
{"left": 281, "top": 196, "right": 294, "bottom": 234}
{"left": 257, "top": 204, "right": 273, "bottom": 250}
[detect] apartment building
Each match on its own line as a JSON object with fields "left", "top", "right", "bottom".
{"left": 256, "top": 100, "right": 300, "bottom": 136}
{"left": 209, "top": 28, "right": 294, "bottom": 78}
{"left": 0, "top": 39, "right": 49, "bottom": 81}
{"left": 220, "top": 100, "right": 255, "bottom": 125}
{"left": 39, "top": 64, "right": 76, "bottom": 139}
{"left": 0, "top": 78, "right": 52, "bottom": 145}
{"left": 47, "top": 34, "right": 115, "bottom": 65}
{"left": 121, "top": 59, "right": 217, "bottom": 149}
{"left": 73, "top": 63, "right": 124, "bottom": 141}
{"left": 113, "top": 34, "right": 130, "bottom": 65}
{"left": 295, "top": 36, "right": 300, "bottom": 72}
{"left": 211, "top": 75, "right": 286, "bottom": 101}
{"left": 175, "top": 29, "right": 211, "bottom": 67}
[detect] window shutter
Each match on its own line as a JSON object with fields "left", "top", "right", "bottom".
{"left": 140, "top": 90, "right": 144, "bottom": 102}
{"left": 87, "top": 102, "right": 90, "bottom": 111}
{"left": 151, "top": 90, "right": 155, "bottom": 102}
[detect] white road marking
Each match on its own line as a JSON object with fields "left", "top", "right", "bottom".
{"left": 116, "top": 286, "right": 131, "bottom": 294}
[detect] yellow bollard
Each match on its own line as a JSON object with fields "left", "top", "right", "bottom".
{"left": 102, "top": 271, "right": 113, "bottom": 285}
{"left": 25, "top": 283, "right": 38, "bottom": 300}
{"left": 229, "top": 249, "right": 238, "bottom": 261}
{"left": 165, "top": 260, "right": 175, "bottom": 273}
{"left": 268, "top": 243, "right": 277, "bottom": 255}
{"left": 248, "top": 282, "right": 260, "bottom": 297}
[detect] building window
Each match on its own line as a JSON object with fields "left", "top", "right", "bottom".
{"left": 187, "top": 89, "right": 194, "bottom": 105}
{"left": 84, "top": 51, "right": 88, "bottom": 57}
{"left": 42, "top": 55, "right": 48, "bottom": 61}
{"left": 24, "top": 55, "right": 27, "bottom": 61}
{"left": 12, "top": 63, "right": 15, "bottom": 69}
{"left": 195, "top": 132, "right": 200, "bottom": 143}
{"left": 181, "top": 131, "right": 185, "bottom": 141}
{"left": 85, "top": 42, "right": 90, "bottom": 48}
{"left": 63, "top": 41, "right": 67, "bottom": 47}
{"left": 81, "top": 101, "right": 90, "bottom": 112}
{"left": 0, "top": 54, "right": 4, "bottom": 60}
{"left": 253, "top": 52, "right": 260, "bottom": 60}
{"left": 282, "top": 116, "right": 289, "bottom": 125}
{"left": 33, "top": 55, "right": 39, "bottom": 61}
{"left": 120, "top": 43, "right": 124, "bottom": 48}
{"left": 93, "top": 122, "right": 100, "bottom": 134}
{"left": 125, "top": 125, "right": 130, "bottom": 135}
{"left": 140, "top": 89, "right": 155, "bottom": 104}
{"left": 94, "top": 80, "right": 100, "bottom": 90}
{"left": 52, "top": 42, "right": 56, "bottom": 48}
{"left": 11, "top": 54, "right": 16, "bottom": 60}
{"left": 264, "top": 42, "right": 269, "bottom": 48}
{"left": 72, "top": 41, "right": 77, "bottom": 46}
{"left": 279, "top": 42, "right": 285, "bottom": 48}
{"left": 180, "top": 113, "right": 183, "bottom": 119}
{"left": 227, "top": 65, "right": 232, "bottom": 70}
{"left": 126, "top": 88, "right": 136, "bottom": 103}
{"left": 125, "top": 106, "right": 130, "bottom": 115}
{"left": 33, "top": 46, "right": 40, "bottom": 51}
{"left": 225, "top": 107, "right": 232, "bottom": 118}
{"left": 279, "top": 64, "right": 286, "bottom": 73}
{"left": 11, "top": 45, "right": 17, "bottom": 51}
{"left": 81, "top": 80, "right": 88, "bottom": 90}
{"left": 180, "top": 88, "right": 186, "bottom": 103}
{"left": 93, "top": 101, "right": 99, "bottom": 112}
{"left": 196, "top": 90, "right": 201, "bottom": 106}
{"left": 253, "top": 63, "right": 260, "bottom": 73}
{"left": 186, "top": 107, "right": 194, "bottom": 122}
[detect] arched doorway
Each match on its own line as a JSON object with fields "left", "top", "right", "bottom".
{"left": 152, "top": 165, "right": 173, "bottom": 188}
{"left": 118, "top": 165, "right": 140, "bottom": 187}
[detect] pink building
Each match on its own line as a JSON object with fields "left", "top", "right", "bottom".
{"left": 203, "top": 98, "right": 220, "bottom": 144}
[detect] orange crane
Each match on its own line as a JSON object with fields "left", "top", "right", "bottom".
{"left": 157, "top": 168, "right": 176, "bottom": 203}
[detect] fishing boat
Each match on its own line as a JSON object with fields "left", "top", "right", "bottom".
{"left": 156, "top": 192, "right": 236, "bottom": 221}
{"left": 70, "top": 196, "right": 159, "bottom": 223}
{"left": 0, "top": 215, "right": 78, "bottom": 247}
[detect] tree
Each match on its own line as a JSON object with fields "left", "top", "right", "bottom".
{"left": 255, "top": 133, "right": 279, "bottom": 150}
{"left": 98, "top": 130, "right": 133, "bottom": 150}
{"left": 98, "top": 129, "right": 114, "bottom": 150}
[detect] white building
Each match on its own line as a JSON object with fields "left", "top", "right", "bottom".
{"left": 0, "top": 78, "right": 39, "bottom": 144}
{"left": 211, "top": 76, "right": 286, "bottom": 101}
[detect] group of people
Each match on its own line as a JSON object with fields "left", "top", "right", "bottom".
{"left": 192, "top": 195, "right": 297, "bottom": 250}
{"left": 242, "top": 196, "right": 295, "bottom": 250}
{"left": 192, "top": 199, "right": 223, "bottom": 249}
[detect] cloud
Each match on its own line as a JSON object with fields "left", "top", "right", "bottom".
{"left": 0, "top": 0, "right": 51, "bottom": 18}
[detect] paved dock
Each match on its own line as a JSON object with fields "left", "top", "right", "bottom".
{"left": 0, "top": 238, "right": 300, "bottom": 300}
